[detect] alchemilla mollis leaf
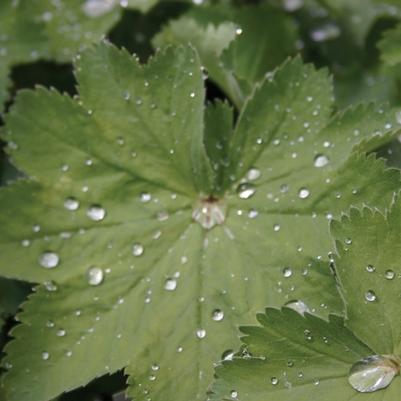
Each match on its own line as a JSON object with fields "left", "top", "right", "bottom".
{"left": 211, "top": 196, "right": 401, "bottom": 401}
{"left": 0, "top": 43, "right": 400, "bottom": 401}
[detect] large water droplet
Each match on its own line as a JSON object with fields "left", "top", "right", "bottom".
{"left": 87, "top": 266, "right": 104, "bottom": 286}
{"left": 348, "top": 355, "right": 400, "bottom": 393}
{"left": 237, "top": 183, "right": 256, "bottom": 200}
{"left": 314, "top": 154, "right": 329, "bottom": 168}
{"left": 87, "top": 205, "right": 106, "bottom": 221}
{"left": 39, "top": 252, "right": 60, "bottom": 269}
{"left": 132, "top": 243, "right": 144, "bottom": 256}
{"left": 64, "top": 197, "right": 80, "bottom": 211}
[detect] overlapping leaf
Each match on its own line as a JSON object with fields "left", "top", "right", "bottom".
{"left": 153, "top": 3, "right": 298, "bottom": 108}
{"left": 0, "top": 0, "right": 133, "bottom": 113}
{"left": 379, "top": 23, "right": 401, "bottom": 66}
{"left": 0, "top": 43, "right": 400, "bottom": 401}
{"left": 212, "top": 196, "right": 401, "bottom": 401}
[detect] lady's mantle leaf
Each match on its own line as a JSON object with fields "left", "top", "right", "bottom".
{"left": 0, "top": 44, "right": 400, "bottom": 401}
{"left": 211, "top": 196, "right": 401, "bottom": 401}
{"left": 153, "top": 3, "right": 298, "bottom": 108}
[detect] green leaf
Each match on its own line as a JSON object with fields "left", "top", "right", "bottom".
{"left": 379, "top": 23, "right": 401, "bottom": 67}
{"left": 153, "top": 4, "right": 298, "bottom": 108}
{"left": 211, "top": 196, "right": 401, "bottom": 401}
{"left": 331, "top": 199, "right": 401, "bottom": 355}
{"left": 0, "top": 44, "right": 400, "bottom": 401}
{"left": 0, "top": 0, "right": 122, "bottom": 112}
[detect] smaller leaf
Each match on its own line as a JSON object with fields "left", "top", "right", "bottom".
{"left": 378, "top": 23, "right": 401, "bottom": 67}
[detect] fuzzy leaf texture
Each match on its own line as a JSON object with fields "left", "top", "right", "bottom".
{"left": 211, "top": 196, "right": 401, "bottom": 401}
{"left": 0, "top": 43, "right": 401, "bottom": 401}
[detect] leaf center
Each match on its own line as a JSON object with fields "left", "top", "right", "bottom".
{"left": 192, "top": 196, "right": 227, "bottom": 230}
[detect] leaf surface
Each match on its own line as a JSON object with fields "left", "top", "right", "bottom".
{"left": 211, "top": 197, "right": 401, "bottom": 401}
{"left": 0, "top": 44, "right": 400, "bottom": 401}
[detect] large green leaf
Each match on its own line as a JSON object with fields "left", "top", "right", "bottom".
{"left": 0, "top": 44, "right": 400, "bottom": 401}
{"left": 153, "top": 4, "right": 298, "bottom": 108}
{"left": 211, "top": 196, "right": 401, "bottom": 401}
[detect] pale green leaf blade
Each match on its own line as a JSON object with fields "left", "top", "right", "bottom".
{"left": 331, "top": 197, "right": 401, "bottom": 355}
{"left": 211, "top": 309, "right": 378, "bottom": 401}
{"left": 75, "top": 43, "right": 213, "bottom": 195}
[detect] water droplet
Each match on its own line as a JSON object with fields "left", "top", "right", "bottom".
{"left": 366, "top": 264, "right": 375, "bottom": 273}
{"left": 385, "top": 270, "right": 395, "bottom": 280}
{"left": 64, "top": 197, "right": 79, "bottom": 211}
{"left": 314, "top": 154, "right": 329, "bottom": 168}
{"left": 283, "top": 0, "right": 304, "bottom": 11}
{"left": 298, "top": 188, "right": 310, "bottom": 199}
{"left": 82, "top": 0, "right": 116, "bottom": 18}
{"left": 56, "top": 329, "right": 66, "bottom": 337}
{"left": 237, "top": 183, "right": 256, "bottom": 200}
{"left": 87, "top": 266, "right": 104, "bottom": 286}
{"left": 44, "top": 281, "right": 58, "bottom": 292}
{"left": 212, "top": 309, "right": 224, "bottom": 321}
{"left": 365, "top": 290, "right": 377, "bottom": 302}
{"left": 222, "top": 350, "right": 234, "bottom": 361}
{"left": 39, "top": 252, "right": 60, "bottom": 269}
{"left": 140, "top": 192, "right": 152, "bottom": 203}
{"left": 348, "top": 355, "right": 400, "bottom": 393}
{"left": 246, "top": 168, "right": 261, "bottom": 181}
{"left": 196, "top": 329, "right": 206, "bottom": 339}
{"left": 311, "top": 23, "right": 341, "bottom": 42}
{"left": 87, "top": 205, "right": 106, "bottom": 221}
{"left": 273, "top": 223, "right": 281, "bottom": 232}
{"left": 271, "top": 377, "right": 279, "bottom": 385}
{"left": 132, "top": 243, "right": 144, "bottom": 256}
{"left": 41, "top": 352, "right": 50, "bottom": 361}
{"left": 285, "top": 300, "right": 311, "bottom": 315}
{"left": 283, "top": 267, "right": 293, "bottom": 278}
{"left": 164, "top": 278, "right": 177, "bottom": 291}
{"left": 230, "top": 390, "right": 238, "bottom": 399}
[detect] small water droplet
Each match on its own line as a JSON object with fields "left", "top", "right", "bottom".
{"left": 273, "top": 223, "right": 280, "bottom": 232}
{"left": 56, "top": 329, "right": 66, "bottom": 337}
{"left": 44, "top": 281, "right": 58, "bottom": 292}
{"left": 314, "top": 154, "right": 329, "bottom": 168}
{"left": 271, "top": 377, "right": 279, "bottom": 385}
{"left": 41, "top": 352, "right": 50, "bottom": 361}
{"left": 385, "top": 270, "right": 395, "bottom": 280}
{"left": 283, "top": 267, "right": 293, "bottom": 278}
{"left": 365, "top": 290, "right": 377, "bottom": 302}
{"left": 230, "top": 390, "right": 238, "bottom": 399}
{"left": 298, "top": 188, "right": 310, "bottom": 199}
{"left": 212, "top": 309, "right": 224, "bottom": 321}
{"left": 366, "top": 264, "right": 375, "bottom": 273}
{"left": 285, "top": 300, "right": 311, "bottom": 315}
{"left": 164, "top": 278, "right": 177, "bottom": 291}
{"left": 348, "top": 355, "right": 400, "bottom": 393}
{"left": 140, "top": 192, "right": 152, "bottom": 203}
{"left": 132, "top": 243, "right": 144, "bottom": 256}
{"left": 237, "top": 183, "right": 256, "bottom": 200}
{"left": 87, "top": 266, "right": 104, "bottom": 286}
{"left": 87, "top": 205, "right": 106, "bottom": 221}
{"left": 196, "top": 329, "right": 206, "bottom": 339}
{"left": 64, "top": 197, "right": 80, "bottom": 211}
{"left": 39, "top": 252, "right": 60, "bottom": 269}
{"left": 246, "top": 168, "right": 261, "bottom": 181}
